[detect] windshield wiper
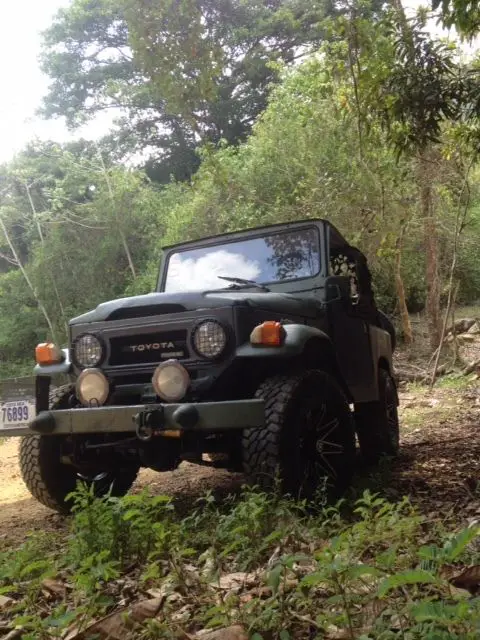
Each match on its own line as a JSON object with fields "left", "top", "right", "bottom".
{"left": 217, "top": 276, "right": 270, "bottom": 292}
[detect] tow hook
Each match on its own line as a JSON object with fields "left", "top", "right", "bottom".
{"left": 133, "top": 407, "right": 164, "bottom": 441}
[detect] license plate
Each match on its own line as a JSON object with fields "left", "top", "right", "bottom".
{"left": 0, "top": 400, "right": 35, "bottom": 430}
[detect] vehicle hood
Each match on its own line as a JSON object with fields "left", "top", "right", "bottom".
{"left": 69, "top": 290, "right": 322, "bottom": 325}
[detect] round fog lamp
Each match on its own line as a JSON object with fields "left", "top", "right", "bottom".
{"left": 76, "top": 368, "right": 109, "bottom": 407}
{"left": 152, "top": 360, "right": 190, "bottom": 402}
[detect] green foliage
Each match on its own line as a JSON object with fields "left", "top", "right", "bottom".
{"left": 39, "top": 0, "right": 339, "bottom": 178}
{"left": 67, "top": 483, "right": 176, "bottom": 575}
{"left": 433, "top": 0, "right": 480, "bottom": 38}
{"left": 3, "top": 487, "right": 480, "bottom": 638}
{"left": 373, "top": 18, "right": 464, "bottom": 155}
{"left": 2, "top": 3, "right": 480, "bottom": 371}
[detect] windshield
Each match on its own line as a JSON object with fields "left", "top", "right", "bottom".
{"left": 163, "top": 227, "right": 321, "bottom": 293}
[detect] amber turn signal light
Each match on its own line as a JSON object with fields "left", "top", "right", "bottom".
{"left": 250, "top": 321, "right": 285, "bottom": 346}
{"left": 35, "top": 343, "right": 63, "bottom": 366}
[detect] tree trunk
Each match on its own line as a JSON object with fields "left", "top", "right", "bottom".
{"left": 394, "top": 223, "right": 413, "bottom": 344}
{"left": 25, "top": 181, "right": 68, "bottom": 336}
{"left": 96, "top": 147, "right": 137, "bottom": 280}
{"left": 418, "top": 151, "right": 441, "bottom": 349}
{"left": 0, "top": 216, "right": 57, "bottom": 343}
{"left": 430, "top": 157, "right": 473, "bottom": 385}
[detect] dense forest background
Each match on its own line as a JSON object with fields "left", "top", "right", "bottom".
{"left": 2, "top": 0, "right": 480, "bottom": 375}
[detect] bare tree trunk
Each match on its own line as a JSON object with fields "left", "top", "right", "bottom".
{"left": 0, "top": 216, "right": 57, "bottom": 343}
{"left": 430, "top": 158, "right": 473, "bottom": 385}
{"left": 394, "top": 222, "right": 413, "bottom": 344}
{"left": 418, "top": 151, "right": 441, "bottom": 349}
{"left": 25, "top": 181, "right": 68, "bottom": 335}
{"left": 96, "top": 148, "right": 137, "bottom": 280}
{"left": 389, "top": 0, "right": 441, "bottom": 349}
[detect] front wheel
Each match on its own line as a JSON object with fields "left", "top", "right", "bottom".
{"left": 19, "top": 385, "right": 139, "bottom": 513}
{"left": 242, "top": 370, "right": 356, "bottom": 500}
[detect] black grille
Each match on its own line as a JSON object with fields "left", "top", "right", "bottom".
{"left": 109, "top": 330, "right": 188, "bottom": 366}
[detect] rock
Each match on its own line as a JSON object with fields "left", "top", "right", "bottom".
{"left": 195, "top": 626, "right": 248, "bottom": 640}
{"left": 463, "top": 360, "right": 480, "bottom": 375}
{"left": 458, "top": 334, "right": 476, "bottom": 342}
{"left": 467, "top": 322, "right": 480, "bottom": 335}
{"left": 450, "top": 318, "right": 477, "bottom": 334}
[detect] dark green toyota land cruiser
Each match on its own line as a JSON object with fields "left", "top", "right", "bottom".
{"left": 13, "top": 218, "right": 399, "bottom": 512}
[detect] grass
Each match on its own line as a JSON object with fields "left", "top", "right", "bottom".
{"left": 435, "top": 374, "right": 474, "bottom": 391}
{"left": 2, "top": 483, "right": 480, "bottom": 639}
{"left": 398, "top": 376, "right": 474, "bottom": 434}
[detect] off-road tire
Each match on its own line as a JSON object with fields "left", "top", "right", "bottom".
{"left": 242, "top": 370, "right": 356, "bottom": 500}
{"left": 19, "top": 385, "right": 138, "bottom": 513}
{"left": 355, "top": 367, "right": 400, "bottom": 465}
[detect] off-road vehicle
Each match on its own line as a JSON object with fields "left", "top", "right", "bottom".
{"left": 4, "top": 219, "right": 399, "bottom": 512}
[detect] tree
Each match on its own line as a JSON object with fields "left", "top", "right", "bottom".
{"left": 432, "top": 0, "right": 480, "bottom": 37}
{"left": 39, "top": 0, "right": 382, "bottom": 182}
{"left": 320, "top": 2, "right": 480, "bottom": 348}
{"left": 375, "top": 9, "right": 474, "bottom": 348}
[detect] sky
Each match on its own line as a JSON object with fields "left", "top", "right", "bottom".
{"left": 0, "top": 0, "right": 477, "bottom": 165}
{"left": 0, "top": 0, "right": 113, "bottom": 163}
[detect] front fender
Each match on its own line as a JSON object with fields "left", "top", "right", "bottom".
{"left": 235, "top": 324, "right": 332, "bottom": 358}
{"left": 33, "top": 348, "right": 73, "bottom": 376}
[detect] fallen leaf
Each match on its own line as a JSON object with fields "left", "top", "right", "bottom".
{"left": 194, "top": 625, "right": 248, "bottom": 640}
{"left": 360, "top": 598, "right": 388, "bottom": 627}
{"left": 64, "top": 597, "right": 164, "bottom": 640}
{"left": 2, "top": 629, "right": 23, "bottom": 640}
{"left": 42, "top": 578, "right": 67, "bottom": 598}
{"left": 449, "top": 565, "right": 480, "bottom": 594}
{"left": 171, "top": 604, "right": 192, "bottom": 624}
{"left": 0, "top": 595, "right": 14, "bottom": 610}
{"left": 325, "top": 624, "right": 351, "bottom": 639}
{"left": 210, "top": 572, "right": 258, "bottom": 591}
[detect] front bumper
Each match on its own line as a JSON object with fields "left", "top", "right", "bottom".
{"left": 3, "top": 399, "right": 265, "bottom": 438}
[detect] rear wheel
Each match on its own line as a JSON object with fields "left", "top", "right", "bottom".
{"left": 242, "top": 370, "right": 356, "bottom": 500}
{"left": 19, "top": 385, "right": 139, "bottom": 513}
{"left": 355, "top": 368, "right": 400, "bottom": 464}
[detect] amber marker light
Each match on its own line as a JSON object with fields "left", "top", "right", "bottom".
{"left": 35, "top": 343, "right": 64, "bottom": 366}
{"left": 250, "top": 321, "right": 285, "bottom": 347}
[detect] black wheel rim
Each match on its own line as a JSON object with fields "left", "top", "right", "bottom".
{"left": 77, "top": 471, "right": 116, "bottom": 496}
{"left": 298, "top": 401, "right": 345, "bottom": 496}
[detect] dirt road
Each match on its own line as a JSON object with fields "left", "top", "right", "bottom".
{"left": 1, "top": 383, "right": 480, "bottom": 547}
{"left": 0, "top": 439, "right": 244, "bottom": 547}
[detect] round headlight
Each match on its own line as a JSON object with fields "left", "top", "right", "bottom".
{"left": 73, "top": 334, "right": 104, "bottom": 368}
{"left": 152, "top": 360, "right": 190, "bottom": 402}
{"left": 76, "top": 368, "right": 109, "bottom": 407}
{"left": 193, "top": 320, "right": 227, "bottom": 359}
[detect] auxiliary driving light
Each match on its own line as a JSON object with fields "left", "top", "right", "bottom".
{"left": 76, "top": 368, "right": 109, "bottom": 407}
{"left": 152, "top": 359, "right": 190, "bottom": 402}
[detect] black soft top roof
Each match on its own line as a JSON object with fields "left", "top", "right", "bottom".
{"left": 162, "top": 218, "right": 352, "bottom": 252}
